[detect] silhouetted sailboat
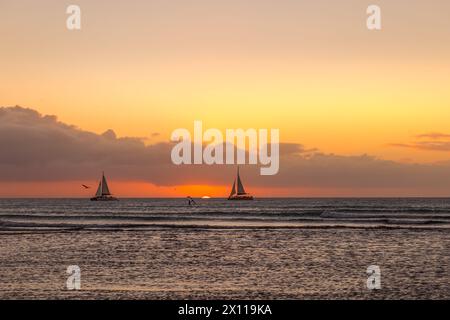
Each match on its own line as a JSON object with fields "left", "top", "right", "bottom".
{"left": 90, "top": 172, "right": 118, "bottom": 201}
{"left": 228, "top": 167, "right": 254, "bottom": 200}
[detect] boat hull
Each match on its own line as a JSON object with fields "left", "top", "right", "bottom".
{"left": 90, "top": 196, "right": 118, "bottom": 201}
{"left": 228, "top": 194, "right": 254, "bottom": 200}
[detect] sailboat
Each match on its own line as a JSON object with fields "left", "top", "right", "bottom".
{"left": 228, "top": 167, "right": 254, "bottom": 200}
{"left": 90, "top": 172, "right": 118, "bottom": 201}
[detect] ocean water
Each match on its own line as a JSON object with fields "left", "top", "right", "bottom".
{"left": 0, "top": 198, "right": 449, "bottom": 299}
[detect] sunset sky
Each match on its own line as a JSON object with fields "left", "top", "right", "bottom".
{"left": 1, "top": 0, "right": 450, "bottom": 197}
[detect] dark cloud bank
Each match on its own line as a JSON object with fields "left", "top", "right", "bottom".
{"left": 2, "top": 106, "right": 450, "bottom": 192}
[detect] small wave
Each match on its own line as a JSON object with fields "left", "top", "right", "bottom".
{"left": 1, "top": 218, "right": 449, "bottom": 233}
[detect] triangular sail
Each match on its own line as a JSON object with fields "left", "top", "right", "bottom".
{"left": 101, "top": 173, "right": 111, "bottom": 195}
{"left": 95, "top": 181, "right": 102, "bottom": 197}
{"left": 236, "top": 168, "right": 246, "bottom": 194}
{"left": 229, "top": 179, "right": 236, "bottom": 197}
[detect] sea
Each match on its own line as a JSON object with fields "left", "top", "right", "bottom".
{"left": 0, "top": 198, "right": 449, "bottom": 299}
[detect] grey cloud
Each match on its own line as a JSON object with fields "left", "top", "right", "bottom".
{"left": 2, "top": 106, "right": 450, "bottom": 191}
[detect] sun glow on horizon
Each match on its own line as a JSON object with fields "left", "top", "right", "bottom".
{"left": 2, "top": 1, "right": 450, "bottom": 197}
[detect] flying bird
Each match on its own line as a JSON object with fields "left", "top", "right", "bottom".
{"left": 82, "top": 184, "right": 91, "bottom": 189}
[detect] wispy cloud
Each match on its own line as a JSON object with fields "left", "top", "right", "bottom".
{"left": 416, "top": 133, "right": 450, "bottom": 139}
{"left": 390, "top": 132, "right": 450, "bottom": 151}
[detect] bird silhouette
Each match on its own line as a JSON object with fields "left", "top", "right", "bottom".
{"left": 82, "top": 184, "right": 91, "bottom": 189}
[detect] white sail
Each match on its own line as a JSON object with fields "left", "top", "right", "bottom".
{"left": 236, "top": 167, "right": 246, "bottom": 195}
{"left": 95, "top": 181, "right": 102, "bottom": 197}
{"left": 228, "top": 167, "right": 253, "bottom": 200}
{"left": 101, "top": 173, "right": 111, "bottom": 195}
{"left": 229, "top": 179, "right": 236, "bottom": 197}
{"left": 91, "top": 172, "right": 117, "bottom": 201}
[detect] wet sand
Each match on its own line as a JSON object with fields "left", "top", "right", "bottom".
{"left": 0, "top": 227, "right": 449, "bottom": 299}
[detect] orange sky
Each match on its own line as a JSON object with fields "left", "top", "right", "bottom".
{"left": 1, "top": 1, "right": 450, "bottom": 197}
{"left": 2, "top": 181, "right": 450, "bottom": 198}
